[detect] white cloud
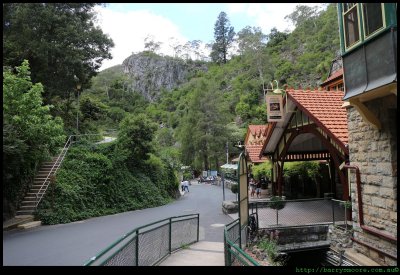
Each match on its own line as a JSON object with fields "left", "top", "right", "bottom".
{"left": 227, "top": 3, "right": 326, "bottom": 34}
{"left": 95, "top": 6, "right": 188, "bottom": 71}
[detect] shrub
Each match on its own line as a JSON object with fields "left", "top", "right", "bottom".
{"left": 231, "top": 183, "right": 239, "bottom": 194}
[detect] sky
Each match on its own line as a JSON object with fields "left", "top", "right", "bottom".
{"left": 94, "top": 3, "right": 326, "bottom": 71}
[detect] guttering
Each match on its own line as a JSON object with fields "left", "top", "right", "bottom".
{"left": 343, "top": 165, "right": 397, "bottom": 243}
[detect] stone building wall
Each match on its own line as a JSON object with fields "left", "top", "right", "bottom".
{"left": 346, "top": 94, "right": 397, "bottom": 266}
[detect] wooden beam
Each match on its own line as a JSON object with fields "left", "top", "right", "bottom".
{"left": 349, "top": 98, "right": 381, "bottom": 130}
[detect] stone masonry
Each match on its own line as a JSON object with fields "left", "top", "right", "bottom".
{"left": 346, "top": 95, "right": 397, "bottom": 266}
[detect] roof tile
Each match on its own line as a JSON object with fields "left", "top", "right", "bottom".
{"left": 287, "top": 90, "right": 348, "bottom": 145}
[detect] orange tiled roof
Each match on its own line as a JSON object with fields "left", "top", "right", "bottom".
{"left": 321, "top": 68, "right": 343, "bottom": 86}
{"left": 287, "top": 89, "right": 348, "bottom": 145}
{"left": 248, "top": 125, "right": 267, "bottom": 137}
{"left": 246, "top": 145, "right": 269, "bottom": 163}
{"left": 246, "top": 125, "right": 269, "bottom": 163}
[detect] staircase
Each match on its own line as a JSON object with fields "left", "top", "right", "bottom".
{"left": 16, "top": 136, "right": 73, "bottom": 216}
{"left": 16, "top": 156, "right": 61, "bottom": 216}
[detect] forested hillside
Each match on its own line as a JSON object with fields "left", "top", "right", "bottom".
{"left": 3, "top": 3, "right": 340, "bottom": 223}
{"left": 87, "top": 4, "right": 340, "bottom": 173}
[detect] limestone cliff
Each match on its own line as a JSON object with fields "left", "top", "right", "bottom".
{"left": 122, "top": 52, "right": 208, "bottom": 101}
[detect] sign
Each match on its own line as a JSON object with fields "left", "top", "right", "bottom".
{"left": 237, "top": 151, "right": 249, "bottom": 248}
{"left": 266, "top": 94, "right": 284, "bottom": 122}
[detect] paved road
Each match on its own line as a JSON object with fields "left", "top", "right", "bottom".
{"left": 3, "top": 182, "right": 236, "bottom": 266}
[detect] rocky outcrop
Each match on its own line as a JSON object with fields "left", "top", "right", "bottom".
{"left": 122, "top": 52, "right": 208, "bottom": 101}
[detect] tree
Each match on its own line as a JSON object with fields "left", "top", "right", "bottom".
{"left": 176, "top": 79, "right": 230, "bottom": 170}
{"left": 284, "top": 5, "right": 321, "bottom": 28}
{"left": 144, "top": 35, "right": 162, "bottom": 54}
{"left": 3, "top": 3, "right": 114, "bottom": 104}
{"left": 210, "top": 11, "right": 235, "bottom": 64}
{"left": 116, "top": 113, "right": 158, "bottom": 169}
{"left": 3, "top": 60, "right": 66, "bottom": 218}
{"left": 236, "top": 26, "right": 266, "bottom": 56}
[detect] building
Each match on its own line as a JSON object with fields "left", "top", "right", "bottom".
{"left": 337, "top": 3, "right": 397, "bottom": 266}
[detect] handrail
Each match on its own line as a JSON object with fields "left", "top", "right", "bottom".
{"left": 35, "top": 135, "right": 74, "bottom": 208}
{"left": 224, "top": 218, "right": 260, "bottom": 266}
{"left": 34, "top": 133, "right": 103, "bottom": 209}
{"left": 84, "top": 213, "right": 199, "bottom": 266}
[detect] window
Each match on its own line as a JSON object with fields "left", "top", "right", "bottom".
{"left": 343, "top": 3, "right": 360, "bottom": 48}
{"left": 362, "top": 3, "right": 384, "bottom": 37}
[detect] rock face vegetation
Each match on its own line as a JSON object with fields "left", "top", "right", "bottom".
{"left": 3, "top": 4, "right": 340, "bottom": 224}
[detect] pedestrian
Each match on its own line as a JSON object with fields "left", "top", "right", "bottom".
{"left": 249, "top": 178, "right": 255, "bottom": 198}
{"left": 256, "top": 180, "right": 262, "bottom": 198}
{"left": 184, "top": 180, "right": 190, "bottom": 192}
{"left": 181, "top": 180, "right": 185, "bottom": 192}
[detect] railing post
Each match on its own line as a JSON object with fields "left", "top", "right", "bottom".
{"left": 197, "top": 214, "right": 200, "bottom": 242}
{"left": 169, "top": 217, "right": 172, "bottom": 253}
{"left": 255, "top": 203, "right": 259, "bottom": 229}
{"left": 136, "top": 229, "right": 139, "bottom": 266}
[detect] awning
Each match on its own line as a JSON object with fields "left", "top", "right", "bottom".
{"left": 220, "top": 163, "right": 238, "bottom": 170}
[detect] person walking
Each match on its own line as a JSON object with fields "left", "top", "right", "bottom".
{"left": 184, "top": 180, "right": 190, "bottom": 193}
{"left": 256, "top": 180, "right": 262, "bottom": 198}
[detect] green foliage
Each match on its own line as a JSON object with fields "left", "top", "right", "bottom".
{"left": 80, "top": 95, "right": 108, "bottom": 122}
{"left": 3, "top": 60, "right": 65, "bottom": 216}
{"left": 267, "top": 4, "right": 340, "bottom": 87}
{"left": 252, "top": 161, "right": 272, "bottom": 181}
{"left": 3, "top": 3, "right": 114, "bottom": 102}
{"left": 341, "top": 200, "right": 352, "bottom": 209}
{"left": 231, "top": 183, "right": 239, "bottom": 194}
{"left": 117, "top": 113, "right": 158, "bottom": 168}
{"left": 37, "top": 143, "right": 177, "bottom": 225}
{"left": 268, "top": 196, "right": 286, "bottom": 210}
{"left": 258, "top": 238, "right": 279, "bottom": 261}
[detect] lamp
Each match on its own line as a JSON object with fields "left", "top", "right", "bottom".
{"left": 271, "top": 80, "right": 283, "bottom": 94}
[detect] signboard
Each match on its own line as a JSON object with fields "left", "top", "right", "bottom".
{"left": 237, "top": 152, "right": 249, "bottom": 248}
{"left": 266, "top": 94, "right": 284, "bottom": 122}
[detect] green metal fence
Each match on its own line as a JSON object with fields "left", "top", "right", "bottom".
{"left": 249, "top": 198, "right": 347, "bottom": 228}
{"left": 224, "top": 218, "right": 259, "bottom": 266}
{"left": 84, "top": 213, "right": 199, "bottom": 266}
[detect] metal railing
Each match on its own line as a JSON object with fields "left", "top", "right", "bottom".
{"left": 84, "top": 214, "right": 199, "bottom": 266}
{"left": 249, "top": 198, "right": 347, "bottom": 228}
{"left": 35, "top": 135, "right": 74, "bottom": 209}
{"left": 34, "top": 133, "right": 106, "bottom": 209}
{"left": 224, "top": 219, "right": 259, "bottom": 266}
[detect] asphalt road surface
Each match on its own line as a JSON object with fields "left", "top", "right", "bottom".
{"left": 3, "top": 181, "right": 236, "bottom": 266}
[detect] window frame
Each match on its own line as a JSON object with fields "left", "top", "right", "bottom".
{"left": 361, "top": 3, "right": 386, "bottom": 41}
{"left": 342, "top": 3, "right": 362, "bottom": 50}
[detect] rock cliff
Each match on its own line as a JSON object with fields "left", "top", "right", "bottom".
{"left": 122, "top": 52, "right": 208, "bottom": 101}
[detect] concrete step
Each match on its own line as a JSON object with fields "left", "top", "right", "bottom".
{"left": 17, "top": 221, "right": 42, "bottom": 230}
{"left": 344, "top": 248, "right": 380, "bottom": 266}
{"left": 36, "top": 171, "right": 55, "bottom": 174}
{"left": 33, "top": 180, "right": 50, "bottom": 184}
{"left": 16, "top": 210, "right": 35, "bottom": 215}
{"left": 20, "top": 201, "right": 36, "bottom": 206}
{"left": 19, "top": 205, "right": 36, "bottom": 210}
{"left": 23, "top": 197, "right": 36, "bottom": 200}
{"left": 3, "top": 215, "right": 34, "bottom": 230}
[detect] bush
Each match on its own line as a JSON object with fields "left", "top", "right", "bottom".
{"left": 231, "top": 183, "right": 239, "bottom": 194}
{"left": 268, "top": 196, "right": 286, "bottom": 210}
{"left": 36, "top": 142, "right": 177, "bottom": 225}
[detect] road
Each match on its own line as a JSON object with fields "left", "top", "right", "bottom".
{"left": 3, "top": 181, "right": 236, "bottom": 266}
